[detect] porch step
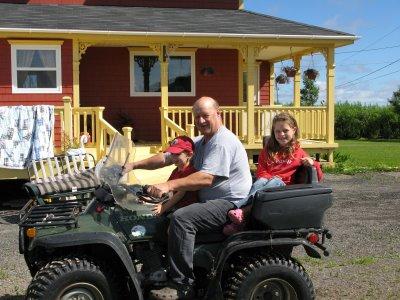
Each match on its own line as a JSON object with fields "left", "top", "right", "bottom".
{"left": 133, "top": 143, "right": 162, "bottom": 159}
{"left": 129, "top": 143, "right": 173, "bottom": 185}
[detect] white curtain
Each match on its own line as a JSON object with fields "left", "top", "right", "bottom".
{"left": 38, "top": 50, "right": 56, "bottom": 68}
{"left": 17, "top": 50, "right": 35, "bottom": 67}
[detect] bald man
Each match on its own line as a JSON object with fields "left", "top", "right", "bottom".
{"left": 124, "top": 97, "right": 252, "bottom": 299}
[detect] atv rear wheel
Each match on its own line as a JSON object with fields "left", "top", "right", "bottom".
{"left": 224, "top": 254, "right": 315, "bottom": 300}
{"left": 26, "top": 257, "right": 118, "bottom": 300}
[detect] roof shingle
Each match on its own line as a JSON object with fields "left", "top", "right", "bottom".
{"left": 0, "top": 3, "right": 355, "bottom": 38}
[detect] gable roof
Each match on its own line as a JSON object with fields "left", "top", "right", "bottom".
{"left": 0, "top": 3, "right": 356, "bottom": 40}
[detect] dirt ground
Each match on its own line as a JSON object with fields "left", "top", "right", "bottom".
{"left": 0, "top": 172, "right": 399, "bottom": 299}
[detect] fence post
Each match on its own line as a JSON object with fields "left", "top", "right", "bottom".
{"left": 62, "top": 96, "right": 73, "bottom": 140}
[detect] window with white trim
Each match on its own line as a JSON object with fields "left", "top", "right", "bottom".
{"left": 11, "top": 45, "right": 62, "bottom": 93}
{"left": 130, "top": 51, "right": 195, "bottom": 96}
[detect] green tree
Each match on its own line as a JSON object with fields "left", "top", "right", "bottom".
{"left": 388, "top": 86, "right": 400, "bottom": 114}
{"left": 300, "top": 77, "right": 319, "bottom": 106}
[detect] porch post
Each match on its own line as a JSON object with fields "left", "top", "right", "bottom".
{"left": 238, "top": 50, "right": 244, "bottom": 139}
{"left": 72, "top": 40, "right": 91, "bottom": 138}
{"left": 326, "top": 47, "right": 335, "bottom": 162}
{"left": 72, "top": 40, "right": 80, "bottom": 139}
{"left": 72, "top": 39, "right": 80, "bottom": 109}
{"left": 269, "top": 62, "right": 275, "bottom": 106}
{"left": 160, "top": 46, "right": 169, "bottom": 147}
{"left": 62, "top": 96, "right": 73, "bottom": 140}
{"left": 246, "top": 46, "right": 256, "bottom": 144}
{"left": 293, "top": 56, "right": 301, "bottom": 107}
{"left": 238, "top": 51, "right": 244, "bottom": 106}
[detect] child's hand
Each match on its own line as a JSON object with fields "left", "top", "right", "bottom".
{"left": 301, "top": 157, "right": 314, "bottom": 167}
{"left": 152, "top": 203, "right": 164, "bottom": 216}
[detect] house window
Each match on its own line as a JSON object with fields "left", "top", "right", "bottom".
{"left": 130, "top": 51, "right": 195, "bottom": 96}
{"left": 11, "top": 45, "right": 62, "bottom": 93}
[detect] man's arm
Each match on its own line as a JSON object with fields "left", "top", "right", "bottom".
{"left": 123, "top": 153, "right": 171, "bottom": 173}
{"left": 147, "top": 171, "right": 214, "bottom": 197}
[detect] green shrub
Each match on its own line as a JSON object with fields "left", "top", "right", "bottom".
{"left": 335, "top": 102, "right": 400, "bottom": 139}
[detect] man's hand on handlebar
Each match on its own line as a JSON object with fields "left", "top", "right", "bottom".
{"left": 146, "top": 182, "right": 171, "bottom": 198}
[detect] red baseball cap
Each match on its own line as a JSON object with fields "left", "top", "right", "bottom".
{"left": 165, "top": 136, "right": 195, "bottom": 154}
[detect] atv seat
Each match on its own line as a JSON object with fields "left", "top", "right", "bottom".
{"left": 24, "top": 153, "right": 99, "bottom": 204}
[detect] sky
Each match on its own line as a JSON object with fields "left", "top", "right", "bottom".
{"left": 244, "top": 0, "right": 400, "bottom": 106}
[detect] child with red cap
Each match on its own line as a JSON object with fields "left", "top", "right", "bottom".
{"left": 152, "top": 136, "right": 198, "bottom": 216}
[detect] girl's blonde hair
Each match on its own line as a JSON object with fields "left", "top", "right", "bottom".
{"left": 265, "top": 112, "right": 300, "bottom": 160}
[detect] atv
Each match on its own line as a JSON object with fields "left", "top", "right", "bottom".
{"left": 19, "top": 133, "right": 333, "bottom": 300}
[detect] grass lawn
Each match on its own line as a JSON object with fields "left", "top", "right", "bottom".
{"left": 325, "top": 139, "right": 400, "bottom": 173}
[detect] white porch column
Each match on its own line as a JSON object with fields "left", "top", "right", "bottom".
{"left": 293, "top": 56, "right": 301, "bottom": 107}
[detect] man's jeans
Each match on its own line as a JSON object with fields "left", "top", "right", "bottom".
{"left": 168, "top": 199, "right": 235, "bottom": 286}
{"left": 239, "top": 176, "right": 286, "bottom": 207}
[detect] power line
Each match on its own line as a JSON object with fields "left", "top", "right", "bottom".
{"left": 336, "top": 68, "right": 400, "bottom": 88}
{"left": 338, "top": 24, "right": 400, "bottom": 63}
{"left": 336, "top": 57, "right": 400, "bottom": 87}
{"left": 301, "top": 61, "right": 396, "bottom": 68}
{"left": 336, "top": 44, "right": 400, "bottom": 54}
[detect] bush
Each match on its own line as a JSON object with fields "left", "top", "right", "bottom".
{"left": 335, "top": 102, "right": 400, "bottom": 139}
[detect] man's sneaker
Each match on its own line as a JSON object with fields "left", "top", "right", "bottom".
{"left": 149, "top": 281, "right": 195, "bottom": 300}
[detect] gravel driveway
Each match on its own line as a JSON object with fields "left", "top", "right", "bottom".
{"left": 0, "top": 172, "right": 399, "bottom": 299}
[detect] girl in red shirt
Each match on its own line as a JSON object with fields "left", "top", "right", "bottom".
{"left": 152, "top": 136, "right": 198, "bottom": 216}
{"left": 223, "top": 112, "right": 323, "bottom": 235}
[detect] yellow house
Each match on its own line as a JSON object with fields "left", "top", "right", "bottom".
{"left": 0, "top": 0, "right": 357, "bottom": 178}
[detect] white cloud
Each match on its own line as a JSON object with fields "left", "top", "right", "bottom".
{"left": 335, "top": 81, "right": 398, "bottom": 105}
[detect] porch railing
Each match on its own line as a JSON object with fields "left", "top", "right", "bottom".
{"left": 162, "top": 105, "right": 327, "bottom": 146}
{"left": 56, "top": 97, "right": 123, "bottom": 159}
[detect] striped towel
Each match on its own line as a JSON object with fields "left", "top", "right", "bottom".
{"left": 31, "top": 168, "right": 100, "bottom": 196}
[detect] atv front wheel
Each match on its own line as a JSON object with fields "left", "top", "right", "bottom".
{"left": 224, "top": 254, "right": 315, "bottom": 300}
{"left": 26, "top": 257, "right": 119, "bottom": 300}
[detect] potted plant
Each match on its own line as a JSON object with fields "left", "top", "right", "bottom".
{"left": 282, "top": 66, "right": 297, "bottom": 77}
{"left": 275, "top": 74, "right": 289, "bottom": 84}
{"left": 303, "top": 68, "right": 319, "bottom": 80}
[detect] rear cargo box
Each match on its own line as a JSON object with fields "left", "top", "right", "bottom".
{"left": 251, "top": 185, "right": 333, "bottom": 230}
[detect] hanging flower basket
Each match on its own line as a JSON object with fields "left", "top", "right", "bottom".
{"left": 303, "top": 68, "right": 319, "bottom": 80}
{"left": 275, "top": 74, "right": 289, "bottom": 84}
{"left": 282, "top": 66, "right": 297, "bottom": 77}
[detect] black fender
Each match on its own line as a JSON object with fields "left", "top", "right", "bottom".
{"left": 204, "top": 231, "right": 318, "bottom": 300}
{"left": 29, "top": 231, "right": 143, "bottom": 300}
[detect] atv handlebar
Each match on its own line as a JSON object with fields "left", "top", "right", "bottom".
{"left": 137, "top": 185, "right": 169, "bottom": 204}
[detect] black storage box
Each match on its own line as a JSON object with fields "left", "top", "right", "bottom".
{"left": 251, "top": 185, "right": 333, "bottom": 230}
